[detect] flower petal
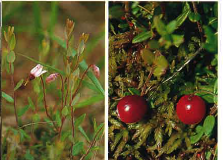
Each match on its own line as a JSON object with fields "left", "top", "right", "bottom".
{"left": 30, "top": 64, "right": 43, "bottom": 74}
{"left": 35, "top": 70, "right": 47, "bottom": 77}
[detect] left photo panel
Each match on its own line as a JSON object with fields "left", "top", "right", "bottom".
{"left": 2, "top": 1, "right": 105, "bottom": 160}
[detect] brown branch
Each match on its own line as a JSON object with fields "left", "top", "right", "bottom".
{"left": 59, "top": 74, "right": 64, "bottom": 111}
{"left": 192, "top": 2, "right": 204, "bottom": 42}
{"left": 65, "top": 75, "right": 70, "bottom": 106}
{"left": 141, "top": 65, "right": 155, "bottom": 96}
{"left": 40, "top": 76, "right": 58, "bottom": 132}
{"left": 79, "top": 125, "right": 104, "bottom": 160}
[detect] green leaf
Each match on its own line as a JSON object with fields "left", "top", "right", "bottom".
{"left": 78, "top": 126, "right": 91, "bottom": 143}
{"left": 14, "top": 79, "right": 24, "bottom": 91}
{"left": 66, "top": 63, "right": 71, "bottom": 76}
{"left": 148, "top": 40, "right": 159, "bottom": 49}
{"left": 28, "top": 97, "right": 35, "bottom": 111}
{"left": 94, "top": 123, "right": 104, "bottom": 140}
{"left": 18, "top": 105, "right": 29, "bottom": 117}
{"left": 118, "top": 23, "right": 129, "bottom": 29}
{"left": 71, "top": 93, "right": 81, "bottom": 106}
{"left": 72, "top": 142, "right": 84, "bottom": 156}
{"left": 80, "top": 61, "right": 104, "bottom": 96}
{"left": 176, "top": 2, "right": 191, "bottom": 27}
{"left": 203, "top": 115, "right": 215, "bottom": 136}
{"left": 25, "top": 150, "right": 34, "bottom": 160}
{"left": 195, "top": 92, "right": 214, "bottom": 103}
{"left": 188, "top": 12, "right": 201, "bottom": 22}
{"left": 19, "top": 128, "right": 31, "bottom": 142}
{"left": 61, "top": 130, "right": 71, "bottom": 141}
{"left": 203, "top": 26, "right": 217, "bottom": 53}
{"left": 172, "top": 34, "right": 184, "bottom": 47}
{"left": 132, "top": 31, "right": 152, "bottom": 43}
{"left": 7, "top": 51, "right": 16, "bottom": 63}
{"left": 154, "top": 16, "right": 167, "bottom": 36}
{"left": 9, "top": 33, "right": 16, "bottom": 51}
{"left": 2, "top": 91, "right": 14, "bottom": 103}
{"left": 140, "top": 48, "right": 155, "bottom": 65}
{"left": 62, "top": 106, "right": 69, "bottom": 117}
{"left": 55, "top": 111, "right": 61, "bottom": 126}
{"left": 190, "top": 125, "right": 204, "bottom": 144}
{"left": 166, "top": 20, "right": 177, "bottom": 34}
{"left": 74, "top": 114, "right": 86, "bottom": 129}
{"left": 205, "top": 151, "right": 212, "bottom": 159}
{"left": 75, "top": 95, "right": 104, "bottom": 108}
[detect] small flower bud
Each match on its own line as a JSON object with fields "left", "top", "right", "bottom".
{"left": 91, "top": 65, "right": 100, "bottom": 78}
{"left": 46, "top": 73, "right": 59, "bottom": 84}
{"left": 66, "top": 19, "right": 75, "bottom": 39}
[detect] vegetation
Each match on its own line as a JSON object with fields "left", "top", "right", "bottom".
{"left": 2, "top": 2, "right": 105, "bottom": 160}
{"left": 109, "top": 2, "right": 217, "bottom": 160}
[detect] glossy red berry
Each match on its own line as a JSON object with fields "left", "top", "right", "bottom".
{"left": 176, "top": 95, "right": 206, "bottom": 125}
{"left": 117, "top": 95, "right": 148, "bottom": 123}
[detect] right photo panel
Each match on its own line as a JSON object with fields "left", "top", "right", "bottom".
{"left": 109, "top": 2, "right": 218, "bottom": 160}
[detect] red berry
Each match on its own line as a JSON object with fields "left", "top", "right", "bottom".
{"left": 117, "top": 95, "right": 148, "bottom": 123}
{"left": 121, "top": 16, "right": 126, "bottom": 20}
{"left": 176, "top": 95, "right": 206, "bottom": 125}
{"left": 128, "top": 22, "right": 134, "bottom": 27}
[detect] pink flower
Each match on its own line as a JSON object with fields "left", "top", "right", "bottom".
{"left": 91, "top": 65, "right": 100, "bottom": 78}
{"left": 46, "top": 73, "right": 59, "bottom": 84}
{"left": 29, "top": 64, "right": 47, "bottom": 80}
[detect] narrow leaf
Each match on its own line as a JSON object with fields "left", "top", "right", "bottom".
{"left": 72, "top": 142, "right": 84, "bottom": 156}
{"left": 28, "top": 97, "right": 35, "bottom": 111}
{"left": 78, "top": 126, "right": 91, "bottom": 143}
{"left": 62, "top": 106, "right": 69, "bottom": 117}
{"left": 74, "top": 114, "right": 86, "bottom": 129}
{"left": 132, "top": 31, "right": 152, "bottom": 43}
{"left": 176, "top": 2, "right": 191, "bottom": 27}
{"left": 71, "top": 93, "right": 81, "bottom": 106}
{"left": 2, "top": 91, "right": 14, "bottom": 103}
{"left": 18, "top": 105, "right": 29, "bottom": 117}
{"left": 76, "top": 95, "right": 104, "bottom": 108}
{"left": 14, "top": 79, "right": 24, "bottom": 91}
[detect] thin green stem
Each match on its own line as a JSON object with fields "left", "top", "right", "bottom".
{"left": 10, "top": 63, "right": 19, "bottom": 127}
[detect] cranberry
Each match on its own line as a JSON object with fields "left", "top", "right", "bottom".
{"left": 176, "top": 95, "right": 206, "bottom": 125}
{"left": 117, "top": 95, "right": 148, "bottom": 123}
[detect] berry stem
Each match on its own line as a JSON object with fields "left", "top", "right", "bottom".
{"left": 40, "top": 76, "right": 58, "bottom": 132}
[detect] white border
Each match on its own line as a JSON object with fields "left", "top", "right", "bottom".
{"left": 105, "top": 1, "right": 108, "bottom": 160}
{"left": 1, "top": 0, "right": 222, "bottom": 160}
